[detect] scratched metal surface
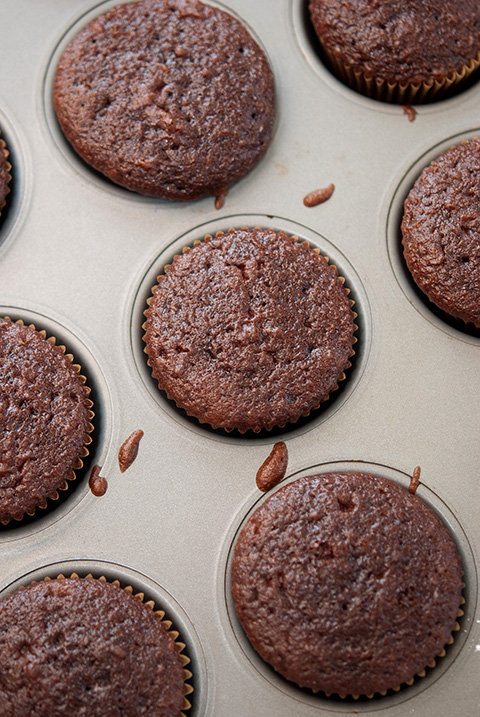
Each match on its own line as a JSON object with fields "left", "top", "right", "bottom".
{"left": 0, "top": 1, "right": 479, "bottom": 715}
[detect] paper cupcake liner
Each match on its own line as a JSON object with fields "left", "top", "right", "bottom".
{"left": 320, "top": 44, "right": 480, "bottom": 104}
{"left": 5, "top": 573, "right": 193, "bottom": 715}
{"left": 402, "top": 254, "right": 480, "bottom": 334}
{"left": 0, "top": 318, "right": 94, "bottom": 525}
{"left": 448, "top": 314, "right": 480, "bottom": 337}
{"left": 410, "top": 294, "right": 480, "bottom": 338}
{"left": 143, "top": 227, "right": 358, "bottom": 433}
{"left": 0, "top": 134, "right": 12, "bottom": 213}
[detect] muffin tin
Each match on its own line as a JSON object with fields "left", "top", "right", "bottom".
{"left": 1, "top": 0, "right": 479, "bottom": 714}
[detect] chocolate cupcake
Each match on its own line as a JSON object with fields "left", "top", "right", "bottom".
{"left": 401, "top": 138, "right": 480, "bottom": 329}
{"left": 53, "top": 0, "right": 275, "bottom": 204}
{"left": 0, "top": 317, "right": 94, "bottom": 524}
{"left": 0, "top": 130, "right": 11, "bottom": 213}
{"left": 143, "top": 228, "right": 357, "bottom": 432}
{"left": 231, "top": 472, "right": 464, "bottom": 697}
{"left": 0, "top": 574, "right": 191, "bottom": 716}
{"left": 308, "top": 0, "right": 480, "bottom": 103}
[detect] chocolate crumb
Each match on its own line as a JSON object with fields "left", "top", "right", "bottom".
{"left": 402, "top": 105, "right": 417, "bottom": 122}
{"left": 89, "top": 465, "right": 108, "bottom": 497}
{"left": 336, "top": 492, "right": 354, "bottom": 511}
{"left": 118, "top": 429, "right": 144, "bottom": 473}
{"left": 303, "top": 183, "right": 335, "bottom": 207}
{"left": 256, "top": 441, "right": 288, "bottom": 492}
{"left": 409, "top": 466, "right": 421, "bottom": 494}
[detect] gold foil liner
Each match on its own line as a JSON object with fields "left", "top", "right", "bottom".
{"left": 321, "top": 44, "right": 480, "bottom": 104}
{"left": 4, "top": 573, "right": 193, "bottom": 715}
{"left": 143, "top": 227, "right": 358, "bottom": 433}
{"left": 0, "top": 318, "right": 95, "bottom": 525}
{"left": 0, "top": 134, "right": 12, "bottom": 213}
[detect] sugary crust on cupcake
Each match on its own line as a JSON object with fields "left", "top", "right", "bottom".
{"left": 0, "top": 135, "right": 11, "bottom": 211}
{"left": 308, "top": 0, "right": 480, "bottom": 87}
{"left": 401, "top": 138, "right": 480, "bottom": 328}
{"left": 0, "top": 317, "right": 94, "bottom": 523}
{"left": 231, "top": 472, "right": 464, "bottom": 697}
{"left": 53, "top": 0, "right": 275, "bottom": 202}
{"left": 0, "top": 575, "right": 188, "bottom": 716}
{"left": 143, "top": 228, "right": 356, "bottom": 432}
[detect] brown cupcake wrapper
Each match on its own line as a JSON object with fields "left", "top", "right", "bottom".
{"left": 7, "top": 573, "right": 193, "bottom": 715}
{"left": 448, "top": 314, "right": 480, "bottom": 336}
{"left": 0, "top": 318, "right": 95, "bottom": 526}
{"left": 402, "top": 262, "right": 480, "bottom": 336}
{"left": 421, "top": 303, "right": 480, "bottom": 337}
{"left": 143, "top": 227, "right": 358, "bottom": 433}
{"left": 313, "top": 598, "right": 465, "bottom": 700}
{"left": 320, "top": 44, "right": 480, "bottom": 104}
{"left": 0, "top": 134, "right": 12, "bottom": 213}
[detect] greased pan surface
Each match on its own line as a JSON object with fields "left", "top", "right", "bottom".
{"left": 0, "top": 1, "right": 478, "bottom": 715}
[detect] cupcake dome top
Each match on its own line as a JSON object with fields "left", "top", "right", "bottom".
{"left": 53, "top": 0, "right": 275, "bottom": 202}
{"left": 0, "top": 133, "right": 11, "bottom": 211}
{"left": 231, "top": 472, "right": 464, "bottom": 696}
{"left": 143, "top": 228, "right": 356, "bottom": 433}
{"left": 309, "top": 0, "right": 480, "bottom": 86}
{"left": 0, "top": 576, "right": 187, "bottom": 716}
{"left": 401, "top": 137, "right": 480, "bottom": 328}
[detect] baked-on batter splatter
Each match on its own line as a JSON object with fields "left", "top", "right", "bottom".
{"left": 89, "top": 465, "right": 107, "bottom": 496}
{"left": 118, "top": 429, "right": 144, "bottom": 473}
{"left": 409, "top": 466, "right": 421, "bottom": 494}
{"left": 303, "top": 183, "right": 335, "bottom": 207}
{"left": 214, "top": 190, "right": 227, "bottom": 210}
{"left": 402, "top": 105, "right": 417, "bottom": 122}
{"left": 256, "top": 441, "right": 288, "bottom": 492}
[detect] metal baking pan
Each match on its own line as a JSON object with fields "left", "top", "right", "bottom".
{"left": 0, "top": 1, "right": 478, "bottom": 715}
